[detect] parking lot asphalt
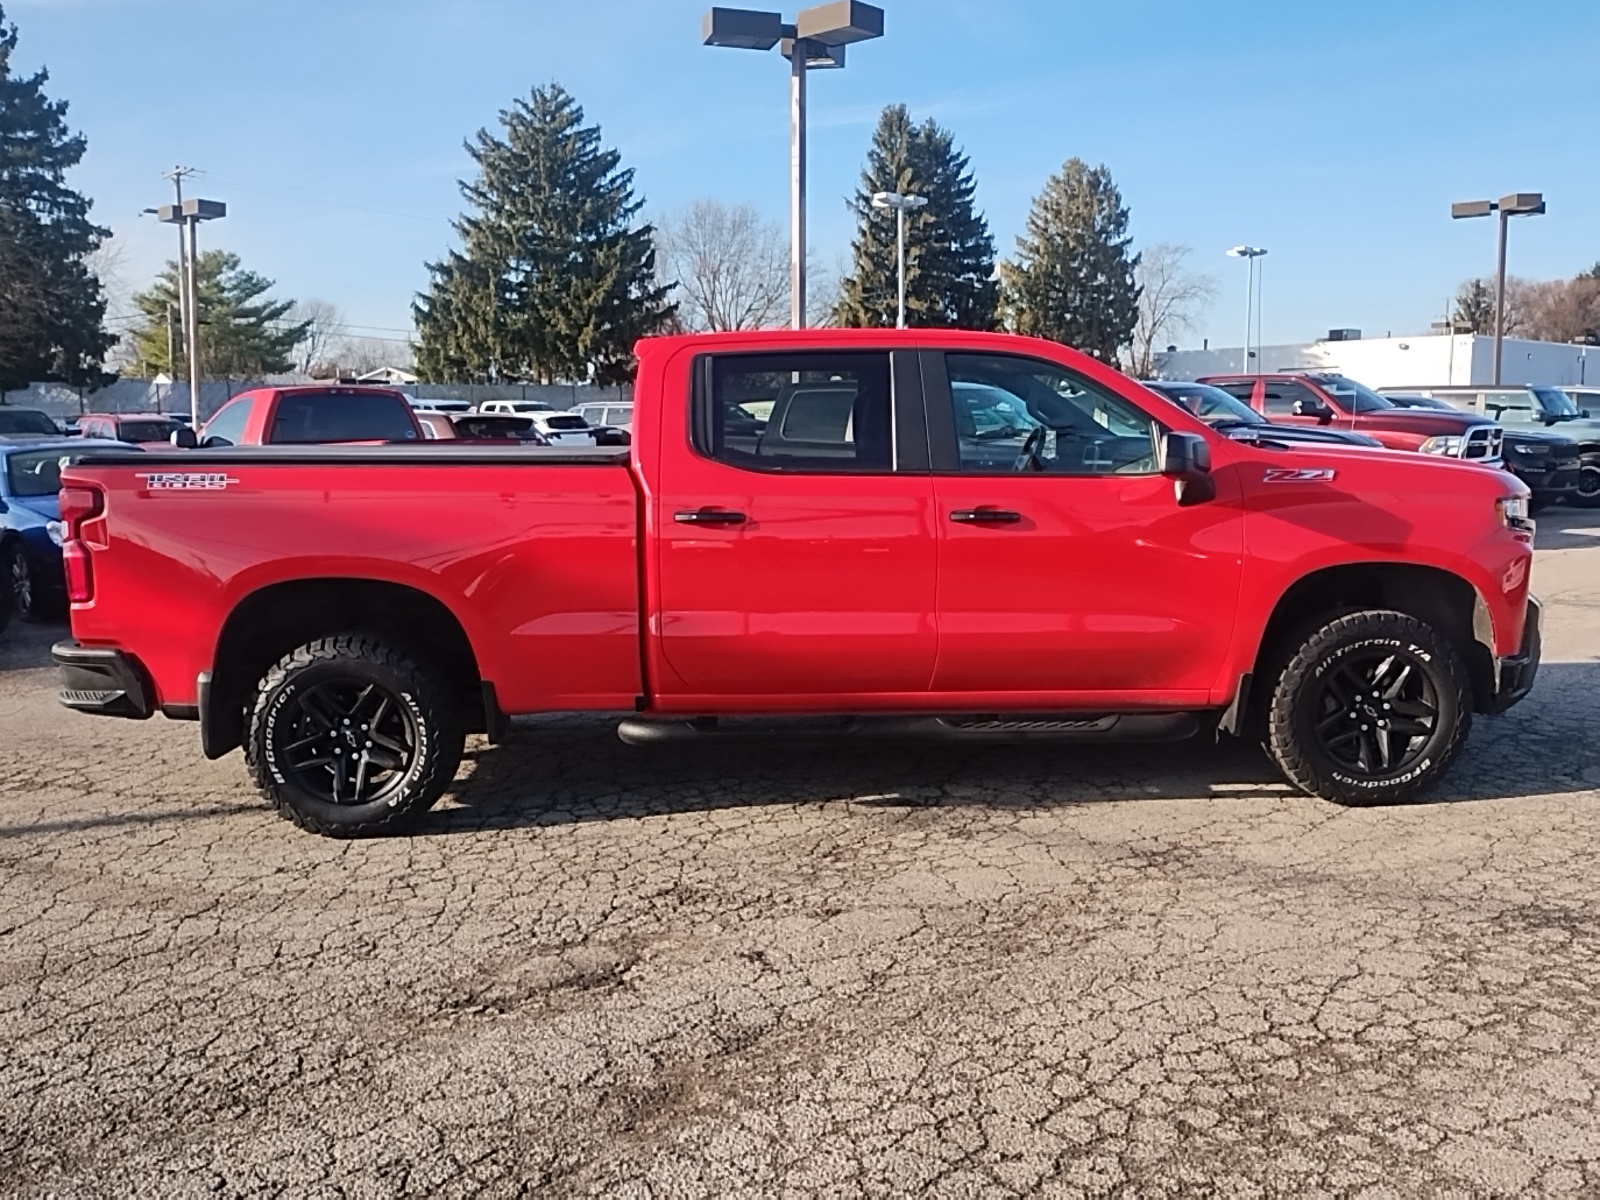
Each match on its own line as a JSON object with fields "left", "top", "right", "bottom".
{"left": 4, "top": 513, "right": 1600, "bottom": 1197}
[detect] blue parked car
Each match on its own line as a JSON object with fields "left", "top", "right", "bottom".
{"left": 0, "top": 438, "right": 137, "bottom": 622}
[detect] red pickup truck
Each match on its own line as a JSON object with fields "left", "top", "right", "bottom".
{"left": 1197, "top": 372, "right": 1505, "bottom": 463}
{"left": 52, "top": 330, "right": 1540, "bottom": 837}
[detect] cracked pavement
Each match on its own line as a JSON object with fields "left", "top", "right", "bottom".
{"left": 5, "top": 511, "right": 1600, "bottom": 1196}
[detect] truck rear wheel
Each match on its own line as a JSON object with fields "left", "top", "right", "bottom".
{"left": 1266, "top": 611, "right": 1471, "bottom": 807}
{"left": 245, "top": 635, "right": 464, "bottom": 837}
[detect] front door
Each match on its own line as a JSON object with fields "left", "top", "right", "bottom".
{"left": 928, "top": 351, "right": 1245, "bottom": 705}
{"left": 652, "top": 348, "right": 939, "bottom": 707}
{"left": 1260, "top": 379, "right": 1353, "bottom": 431}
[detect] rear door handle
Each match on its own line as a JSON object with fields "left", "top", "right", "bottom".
{"left": 675, "top": 509, "right": 748, "bottom": 526}
{"left": 949, "top": 509, "right": 1022, "bottom": 525}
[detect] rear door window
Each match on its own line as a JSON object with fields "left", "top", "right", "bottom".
{"left": 698, "top": 352, "right": 895, "bottom": 473}
{"left": 268, "top": 392, "right": 420, "bottom": 443}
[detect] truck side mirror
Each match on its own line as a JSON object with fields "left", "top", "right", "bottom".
{"left": 1161, "top": 431, "right": 1216, "bottom": 506}
{"left": 170, "top": 427, "right": 198, "bottom": 449}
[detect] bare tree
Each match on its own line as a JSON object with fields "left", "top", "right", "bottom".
{"left": 1521, "top": 276, "right": 1600, "bottom": 344}
{"left": 657, "top": 200, "right": 789, "bottom": 332}
{"left": 1131, "top": 243, "right": 1217, "bottom": 377}
{"left": 315, "top": 336, "right": 413, "bottom": 378}
{"left": 290, "top": 299, "right": 347, "bottom": 373}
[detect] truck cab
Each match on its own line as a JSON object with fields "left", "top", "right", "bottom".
{"left": 179, "top": 386, "right": 424, "bottom": 448}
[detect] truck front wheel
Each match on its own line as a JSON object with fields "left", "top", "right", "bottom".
{"left": 245, "top": 635, "right": 465, "bottom": 837}
{"left": 1570, "top": 452, "right": 1600, "bottom": 508}
{"left": 1266, "top": 611, "right": 1471, "bottom": 806}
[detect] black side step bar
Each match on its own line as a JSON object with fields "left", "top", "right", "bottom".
{"left": 617, "top": 713, "right": 1201, "bottom": 747}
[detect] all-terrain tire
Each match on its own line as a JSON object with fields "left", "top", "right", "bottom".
{"left": 245, "top": 634, "right": 464, "bottom": 838}
{"left": 1266, "top": 610, "right": 1472, "bottom": 807}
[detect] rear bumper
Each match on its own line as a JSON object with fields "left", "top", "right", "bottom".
{"left": 1489, "top": 597, "right": 1542, "bottom": 715}
{"left": 52, "top": 641, "right": 154, "bottom": 720}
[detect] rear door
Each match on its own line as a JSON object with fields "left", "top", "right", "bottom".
{"left": 927, "top": 350, "right": 1244, "bottom": 703}
{"left": 651, "top": 348, "right": 938, "bottom": 705}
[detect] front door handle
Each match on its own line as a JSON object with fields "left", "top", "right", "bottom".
{"left": 949, "top": 508, "right": 1022, "bottom": 525}
{"left": 675, "top": 509, "right": 748, "bottom": 527}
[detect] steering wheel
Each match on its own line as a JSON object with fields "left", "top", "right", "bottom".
{"left": 1013, "top": 427, "right": 1050, "bottom": 473}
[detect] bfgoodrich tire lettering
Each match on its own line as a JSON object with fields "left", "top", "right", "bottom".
{"left": 245, "top": 635, "right": 464, "bottom": 838}
{"left": 1267, "top": 610, "right": 1471, "bottom": 807}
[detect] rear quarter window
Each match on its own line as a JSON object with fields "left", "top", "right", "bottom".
{"left": 268, "top": 392, "right": 419, "bottom": 443}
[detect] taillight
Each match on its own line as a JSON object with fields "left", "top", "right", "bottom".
{"left": 57, "top": 484, "right": 105, "bottom": 604}
{"left": 59, "top": 486, "right": 104, "bottom": 532}
{"left": 63, "top": 541, "right": 94, "bottom": 603}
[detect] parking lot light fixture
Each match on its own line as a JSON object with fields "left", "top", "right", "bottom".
{"left": 157, "top": 199, "right": 227, "bottom": 426}
{"left": 702, "top": 3, "right": 886, "bottom": 330}
{"left": 1227, "top": 246, "right": 1268, "bottom": 375}
{"left": 1452, "top": 192, "right": 1545, "bottom": 385}
{"left": 871, "top": 191, "right": 927, "bottom": 329}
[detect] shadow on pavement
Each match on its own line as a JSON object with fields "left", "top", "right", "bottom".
{"left": 423, "top": 661, "right": 1600, "bottom": 835}
{"left": 1535, "top": 505, "right": 1600, "bottom": 552}
{"left": 0, "top": 620, "right": 65, "bottom": 673}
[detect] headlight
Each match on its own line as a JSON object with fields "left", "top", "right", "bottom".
{"left": 46, "top": 521, "right": 64, "bottom": 547}
{"left": 1419, "top": 435, "right": 1463, "bottom": 456}
{"left": 1497, "top": 496, "right": 1532, "bottom": 530}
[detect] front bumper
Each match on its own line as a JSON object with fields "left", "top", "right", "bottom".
{"left": 1509, "top": 460, "right": 1581, "bottom": 497}
{"left": 52, "top": 641, "right": 154, "bottom": 720}
{"left": 1489, "top": 597, "right": 1542, "bottom": 714}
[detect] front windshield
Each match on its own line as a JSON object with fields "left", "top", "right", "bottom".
{"left": 1315, "top": 375, "right": 1393, "bottom": 414}
{"left": 1533, "top": 387, "right": 1581, "bottom": 417}
{"left": 6, "top": 450, "right": 69, "bottom": 497}
{"left": 1150, "top": 383, "right": 1265, "bottom": 426}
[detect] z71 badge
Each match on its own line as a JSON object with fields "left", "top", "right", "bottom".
{"left": 137, "top": 473, "right": 240, "bottom": 491}
{"left": 1262, "top": 467, "right": 1337, "bottom": 484}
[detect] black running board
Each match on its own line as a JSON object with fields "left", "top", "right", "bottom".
{"left": 616, "top": 713, "right": 1202, "bottom": 747}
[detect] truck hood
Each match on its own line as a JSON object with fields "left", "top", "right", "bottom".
{"left": 1363, "top": 409, "right": 1497, "bottom": 436}
{"left": 1537, "top": 416, "right": 1600, "bottom": 441}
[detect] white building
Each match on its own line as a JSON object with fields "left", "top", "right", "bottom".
{"left": 1154, "top": 334, "right": 1600, "bottom": 390}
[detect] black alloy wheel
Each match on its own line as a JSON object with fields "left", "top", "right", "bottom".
{"left": 274, "top": 680, "right": 418, "bottom": 807}
{"left": 1309, "top": 648, "right": 1439, "bottom": 777}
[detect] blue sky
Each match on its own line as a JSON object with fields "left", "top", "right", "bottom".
{"left": 9, "top": 0, "right": 1600, "bottom": 354}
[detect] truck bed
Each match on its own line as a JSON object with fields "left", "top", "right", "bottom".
{"left": 63, "top": 446, "right": 644, "bottom": 718}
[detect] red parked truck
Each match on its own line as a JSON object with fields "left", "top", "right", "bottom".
{"left": 1196, "top": 372, "right": 1505, "bottom": 462}
{"left": 53, "top": 330, "right": 1539, "bottom": 837}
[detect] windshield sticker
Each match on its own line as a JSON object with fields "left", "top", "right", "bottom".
{"left": 1263, "top": 468, "right": 1336, "bottom": 484}
{"left": 137, "top": 473, "right": 240, "bottom": 491}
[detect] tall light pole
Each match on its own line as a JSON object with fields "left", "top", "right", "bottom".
{"left": 871, "top": 191, "right": 927, "bottom": 328}
{"left": 156, "top": 198, "right": 226, "bottom": 426}
{"left": 703, "top": 2, "right": 886, "bottom": 329}
{"left": 1452, "top": 192, "right": 1545, "bottom": 385}
{"left": 1227, "top": 246, "right": 1268, "bottom": 374}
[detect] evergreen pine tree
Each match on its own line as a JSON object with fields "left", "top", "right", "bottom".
{"left": 131, "top": 251, "right": 308, "bottom": 377}
{"left": 0, "top": 3, "right": 112, "bottom": 393}
{"left": 834, "top": 105, "right": 996, "bottom": 330}
{"left": 1000, "top": 159, "right": 1140, "bottom": 364}
{"left": 1452, "top": 279, "right": 1496, "bottom": 333}
{"left": 415, "top": 84, "right": 675, "bottom": 385}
